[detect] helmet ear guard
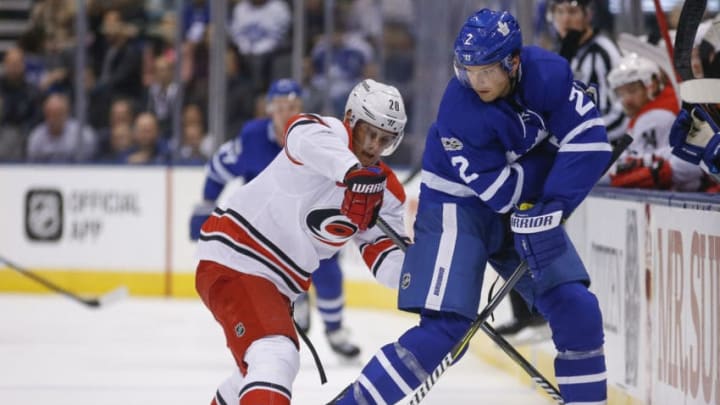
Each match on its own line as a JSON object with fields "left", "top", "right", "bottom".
{"left": 344, "top": 79, "right": 407, "bottom": 156}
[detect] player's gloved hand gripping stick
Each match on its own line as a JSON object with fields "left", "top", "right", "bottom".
{"left": 670, "top": 107, "right": 720, "bottom": 174}
{"left": 369, "top": 133, "right": 633, "bottom": 405}
{"left": 341, "top": 165, "right": 386, "bottom": 231}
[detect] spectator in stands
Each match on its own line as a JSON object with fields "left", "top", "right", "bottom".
{"left": 606, "top": 53, "right": 705, "bottom": 191}
{"left": 143, "top": 56, "right": 180, "bottom": 138}
{"left": 91, "top": 9, "right": 143, "bottom": 129}
{"left": 182, "top": 0, "right": 210, "bottom": 44}
{"left": 28, "top": 0, "right": 76, "bottom": 52}
{"left": 125, "top": 112, "right": 168, "bottom": 164}
{"left": 0, "top": 47, "right": 42, "bottom": 161}
{"left": 172, "top": 122, "right": 210, "bottom": 164}
{"left": 549, "top": 0, "right": 626, "bottom": 141}
{"left": 181, "top": 103, "right": 206, "bottom": 137}
{"left": 96, "top": 97, "right": 137, "bottom": 158}
{"left": 37, "top": 34, "right": 74, "bottom": 96}
{"left": 225, "top": 47, "right": 256, "bottom": 138}
{"left": 96, "top": 123, "right": 135, "bottom": 163}
{"left": 309, "top": 12, "right": 376, "bottom": 116}
{"left": 26, "top": 93, "right": 97, "bottom": 163}
{"left": 230, "top": 0, "right": 292, "bottom": 96}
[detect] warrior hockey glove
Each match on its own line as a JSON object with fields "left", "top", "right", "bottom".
{"left": 511, "top": 201, "right": 567, "bottom": 279}
{"left": 670, "top": 107, "right": 720, "bottom": 173}
{"left": 341, "top": 165, "right": 386, "bottom": 231}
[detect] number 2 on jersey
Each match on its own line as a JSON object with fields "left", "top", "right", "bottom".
{"left": 451, "top": 156, "right": 479, "bottom": 183}
{"left": 569, "top": 86, "right": 594, "bottom": 116}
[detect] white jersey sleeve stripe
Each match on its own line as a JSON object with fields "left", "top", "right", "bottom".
{"left": 559, "top": 143, "right": 613, "bottom": 153}
{"left": 421, "top": 170, "right": 477, "bottom": 197}
{"left": 478, "top": 165, "right": 511, "bottom": 202}
{"left": 209, "top": 152, "right": 237, "bottom": 184}
{"left": 497, "top": 163, "right": 524, "bottom": 214}
{"left": 559, "top": 118, "right": 606, "bottom": 147}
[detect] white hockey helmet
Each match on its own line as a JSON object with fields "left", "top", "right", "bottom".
{"left": 608, "top": 53, "right": 660, "bottom": 90}
{"left": 344, "top": 79, "right": 407, "bottom": 156}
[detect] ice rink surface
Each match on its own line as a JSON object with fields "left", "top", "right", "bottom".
{"left": 0, "top": 293, "right": 552, "bottom": 405}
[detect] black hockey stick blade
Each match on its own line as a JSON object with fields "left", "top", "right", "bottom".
{"left": 0, "top": 255, "right": 128, "bottom": 309}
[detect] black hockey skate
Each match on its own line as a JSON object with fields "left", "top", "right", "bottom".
{"left": 326, "top": 328, "right": 361, "bottom": 359}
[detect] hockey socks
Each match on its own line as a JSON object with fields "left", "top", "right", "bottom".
{"left": 536, "top": 282, "right": 607, "bottom": 404}
{"left": 555, "top": 348, "right": 607, "bottom": 404}
{"left": 333, "top": 311, "right": 470, "bottom": 404}
{"left": 314, "top": 256, "right": 345, "bottom": 332}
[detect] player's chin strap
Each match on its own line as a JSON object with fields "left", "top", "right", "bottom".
{"left": 292, "top": 311, "right": 328, "bottom": 384}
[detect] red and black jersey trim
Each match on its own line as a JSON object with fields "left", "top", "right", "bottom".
{"left": 284, "top": 114, "right": 332, "bottom": 165}
{"left": 217, "top": 207, "right": 311, "bottom": 278}
{"left": 199, "top": 233, "right": 303, "bottom": 294}
{"left": 286, "top": 113, "right": 329, "bottom": 134}
{"left": 359, "top": 235, "right": 401, "bottom": 277}
{"left": 199, "top": 207, "right": 311, "bottom": 293}
{"left": 239, "top": 381, "right": 292, "bottom": 399}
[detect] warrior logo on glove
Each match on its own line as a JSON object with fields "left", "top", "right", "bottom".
{"left": 341, "top": 165, "right": 386, "bottom": 231}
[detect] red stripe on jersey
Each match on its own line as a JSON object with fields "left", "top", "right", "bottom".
{"left": 361, "top": 238, "right": 396, "bottom": 271}
{"left": 203, "top": 215, "right": 311, "bottom": 291}
{"left": 378, "top": 161, "right": 406, "bottom": 204}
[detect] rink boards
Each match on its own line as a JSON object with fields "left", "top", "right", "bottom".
{"left": 1, "top": 164, "right": 720, "bottom": 405}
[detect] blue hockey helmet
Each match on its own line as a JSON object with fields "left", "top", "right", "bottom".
{"left": 267, "top": 78, "right": 303, "bottom": 101}
{"left": 453, "top": 9, "right": 522, "bottom": 87}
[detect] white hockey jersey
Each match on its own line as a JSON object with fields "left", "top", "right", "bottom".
{"left": 196, "top": 113, "right": 407, "bottom": 301}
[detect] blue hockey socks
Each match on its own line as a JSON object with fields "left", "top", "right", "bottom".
{"left": 536, "top": 282, "right": 606, "bottom": 403}
{"left": 313, "top": 256, "right": 344, "bottom": 332}
{"left": 333, "top": 311, "right": 471, "bottom": 405}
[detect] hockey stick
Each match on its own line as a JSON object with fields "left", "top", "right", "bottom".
{"left": 375, "top": 218, "right": 564, "bottom": 404}
{"left": 667, "top": 0, "right": 720, "bottom": 124}
{"left": 379, "top": 133, "right": 633, "bottom": 405}
{"left": 0, "top": 255, "right": 128, "bottom": 308}
{"left": 679, "top": 78, "right": 720, "bottom": 103}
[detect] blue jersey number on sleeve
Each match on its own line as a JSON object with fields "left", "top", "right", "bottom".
{"left": 569, "top": 86, "right": 594, "bottom": 116}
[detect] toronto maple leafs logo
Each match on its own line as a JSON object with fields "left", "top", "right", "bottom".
{"left": 441, "top": 137, "right": 463, "bottom": 151}
{"left": 497, "top": 21, "right": 510, "bottom": 36}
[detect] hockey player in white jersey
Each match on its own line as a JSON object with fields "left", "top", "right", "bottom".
{"left": 606, "top": 53, "right": 705, "bottom": 191}
{"left": 195, "top": 79, "right": 409, "bottom": 405}
{"left": 189, "top": 78, "right": 362, "bottom": 359}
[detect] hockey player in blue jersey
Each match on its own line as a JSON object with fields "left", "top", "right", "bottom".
{"left": 332, "top": 9, "right": 611, "bottom": 404}
{"left": 189, "top": 78, "right": 361, "bottom": 359}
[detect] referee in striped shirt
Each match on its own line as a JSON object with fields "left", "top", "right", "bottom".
{"left": 550, "top": 0, "right": 627, "bottom": 142}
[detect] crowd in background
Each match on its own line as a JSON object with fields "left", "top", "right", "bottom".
{"left": 0, "top": 0, "right": 717, "bottom": 192}
{"left": 0, "top": 0, "right": 414, "bottom": 165}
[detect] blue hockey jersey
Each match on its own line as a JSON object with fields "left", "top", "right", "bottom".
{"left": 203, "top": 118, "right": 281, "bottom": 201}
{"left": 422, "top": 46, "right": 612, "bottom": 216}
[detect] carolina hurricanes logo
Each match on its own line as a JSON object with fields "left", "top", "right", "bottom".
{"left": 306, "top": 208, "right": 358, "bottom": 246}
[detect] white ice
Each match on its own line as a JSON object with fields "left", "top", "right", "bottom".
{"left": 0, "top": 293, "right": 552, "bottom": 405}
